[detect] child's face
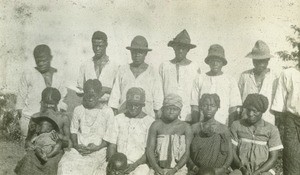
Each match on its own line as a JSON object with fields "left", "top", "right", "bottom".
{"left": 201, "top": 97, "right": 218, "bottom": 120}
{"left": 83, "top": 88, "right": 100, "bottom": 109}
{"left": 34, "top": 52, "right": 52, "bottom": 73}
{"left": 245, "top": 106, "right": 263, "bottom": 125}
{"left": 126, "top": 102, "right": 144, "bottom": 118}
{"left": 39, "top": 121, "right": 54, "bottom": 133}
{"left": 162, "top": 105, "right": 181, "bottom": 122}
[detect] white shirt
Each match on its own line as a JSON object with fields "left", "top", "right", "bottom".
{"left": 159, "top": 61, "right": 200, "bottom": 121}
{"left": 191, "top": 73, "right": 242, "bottom": 125}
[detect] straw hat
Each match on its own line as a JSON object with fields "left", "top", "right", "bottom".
{"left": 32, "top": 111, "right": 60, "bottom": 132}
{"left": 126, "top": 36, "right": 152, "bottom": 51}
{"left": 204, "top": 44, "right": 227, "bottom": 65}
{"left": 168, "top": 29, "right": 196, "bottom": 49}
{"left": 246, "top": 40, "right": 273, "bottom": 59}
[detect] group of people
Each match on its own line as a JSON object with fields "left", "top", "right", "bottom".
{"left": 12, "top": 29, "right": 300, "bottom": 175}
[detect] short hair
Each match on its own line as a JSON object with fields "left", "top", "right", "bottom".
{"left": 41, "top": 87, "right": 61, "bottom": 104}
{"left": 33, "top": 44, "right": 51, "bottom": 58}
{"left": 107, "top": 153, "right": 127, "bottom": 171}
{"left": 83, "top": 79, "right": 102, "bottom": 95}
{"left": 92, "top": 31, "right": 107, "bottom": 43}
{"left": 199, "top": 93, "right": 220, "bottom": 108}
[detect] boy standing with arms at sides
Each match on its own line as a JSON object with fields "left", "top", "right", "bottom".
{"left": 147, "top": 94, "right": 193, "bottom": 175}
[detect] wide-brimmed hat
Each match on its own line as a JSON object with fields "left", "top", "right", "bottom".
{"left": 246, "top": 40, "right": 274, "bottom": 59}
{"left": 126, "top": 36, "right": 152, "bottom": 51}
{"left": 32, "top": 111, "right": 60, "bottom": 132}
{"left": 168, "top": 29, "right": 196, "bottom": 49}
{"left": 204, "top": 44, "right": 227, "bottom": 65}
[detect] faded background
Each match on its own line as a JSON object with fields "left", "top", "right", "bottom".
{"left": 0, "top": 0, "right": 300, "bottom": 93}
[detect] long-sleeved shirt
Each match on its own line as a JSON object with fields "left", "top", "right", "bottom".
{"left": 108, "top": 64, "right": 163, "bottom": 117}
{"left": 16, "top": 67, "right": 66, "bottom": 117}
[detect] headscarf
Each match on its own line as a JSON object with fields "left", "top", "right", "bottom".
{"left": 243, "top": 93, "right": 269, "bottom": 113}
{"left": 163, "top": 93, "right": 183, "bottom": 109}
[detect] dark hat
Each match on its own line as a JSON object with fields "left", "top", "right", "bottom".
{"left": 41, "top": 87, "right": 61, "bottom": 104}
{"left": 33, "top": 44, "right": 51, "bottom": 58}
{"left": 126, "top": 36, "right": 152, "bottom": 51}
{"left": 126, "top": 87, "right": 146, "bottom": 105}
{"left": 32, "top": 111, "right": 60, "bottom": 132}
{"left": 92, "top": 31, "right": 107, "bottom": 43}
{"left": 246, "top": 40, "right": 273, "bottom": 59}
{"left": 243, "top": 93, "right": 269, "bottom": 113}
{"left": 204, "top": 44, "right": 227, "bottom": 65}
{"left": 168, "top": 29, "right": 196, "bottom": 49}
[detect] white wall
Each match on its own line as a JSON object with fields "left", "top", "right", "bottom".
{"left": 0, "top": 0, "right": 299, "bottom": 93}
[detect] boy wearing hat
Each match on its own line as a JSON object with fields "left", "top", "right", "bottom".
{"left": 271, "top": 44, "right": 300, "bottom": 175}
{"left": 25, "top": 87, "right": 72, "bottom": 151}
{"left": 109, "top": 36, "right": 163, "bottom": 118}
{"left": 96, "top": 87, "right": 154, "bottom": 175}
{"left": 58, "top": 79, "right": 114, "bottom": 175}
{"left": 147, "top": 94, "right": 193, "bottom": 175}
{"left": 77, "top": 31, "right": 118, "bottom": 104}
{"left": 15, "top": 113, "right": 64, "bottom": 175}
{"left": 16, "top": 44, "right": 67, "bottom": 140}
{"left": 159, "top": 29, "right": 200, "bottom": 122}
{"left": 238, "top": 40, "right": 278, "bottom": 125}
{"left": 231, "top": 94, "right": 283, "bottom": 175}
{"left": 191, "top": 44, "right": 241, "bottom": 125}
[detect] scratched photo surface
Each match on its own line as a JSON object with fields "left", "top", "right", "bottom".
{"left": 0, "top": 0, "right": 299, "bottom": 174}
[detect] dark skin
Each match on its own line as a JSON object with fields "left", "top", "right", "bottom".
{"left": 232, "top": 106, "right": 279, "bottom": 175}
{"left": 108, "top": 102, "right": 147, "bottom": 174}
{"left": 252, "top": 58, "right": 270, "bottom": 89}
{"left": 189, "top": 97, "right": 233, "bottom": 175}
{"left": 71, "top": 86, "right": 107, "bottom": 156}
{"left": 147, "top": 105, "right": 193, "bottom": 175}
{"left": 170, "top": 45, "right": 191, "bottom": 66}
{"left": 191, "top": 58, "right": 237, "bottom": 124}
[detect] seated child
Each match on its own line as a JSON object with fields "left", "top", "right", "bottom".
{"left": 147, "top": 93, "right": 193, "bottom": 175}
{"left": 106, "top": 153, "right": 128, "bottom": 175}
{"left": 15, "top": 113, "right": 63, "bottom": 175}
{"left": 231, "top": 94, "right": 283, "bottom": 175}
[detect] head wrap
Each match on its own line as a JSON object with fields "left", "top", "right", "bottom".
{"left": 83, "top": 79, "right": 102, "bottom": 95}
{"left": 126, "top": 87, "right": 145, "bottom": 104}
{"left": 243, "top": 93, "right": 269, "bottom": 113}
{"left": 163, "top": 93, "right": 183, "bottom": 109}
{"left": 41, "top": 87, "right": 61, "bottom": 105}
{"left": 33, "top": 44, "right": 51, "bottom": 58}
{"left": 92, "top": 31, "right": 107, "bottom": 43}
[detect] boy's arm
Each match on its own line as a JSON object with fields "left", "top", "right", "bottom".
{"left": 146, "top": 122, "right": 164, "bottom": 174}
{"left": 168, "top": 124, "right": 193, "bottom": 174}
{"left": 107, "top": 142, "right": 117, "bottom": 160}
{"left": 46, "top": 140, "right": 62, "bottom": 158}
{"left": 71, "top": 133, "right": 78, "bottom": 149}
{"left": 253, "top": 150, "right": 279, "bottom": 175}
{"left": 62, "top": 114, "right": 72, "bottom": 148}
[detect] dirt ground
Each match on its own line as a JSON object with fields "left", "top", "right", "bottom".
{"left": 0, "top": 135, "right": 25, "bottom": 175}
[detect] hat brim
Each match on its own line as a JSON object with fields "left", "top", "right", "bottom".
{"left": 168, "top": 41, "right": 196, "bottom": 49}
{"left": 126, "top": 46, "right": 152, "bottom": 51}
{"left": 204, "top": 56, "right": 227, "bottom": 66}
{"left": 32, "top": 116, "right": 59, "bottom": 132}
{"left": 245, "top": 52, "right": 274, "bottom": 59}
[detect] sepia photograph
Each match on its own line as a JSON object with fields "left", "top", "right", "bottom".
{"left": 0, "top": 0, "right": 299, "bottom": 174}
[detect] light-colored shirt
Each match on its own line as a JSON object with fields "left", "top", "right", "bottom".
{"left": 191, "top": 73, "right": 242, "bottom": 125}
{"left": 70, "top": 105, "right": 114, "bottom": 146}
{"left": 108, "top": 64, "right": 163, "bottom": 117}
{"left": 238, "top": 69, "right": 278, "bottom": 124}
{"left": 77, "top": 57, "right": 118, "bottom": 101}
{"left": 271, "top": 66, "right": 300, "bottom": 117}
{"left": 159, "top": 61, "right": 200, "bottom": 121}
{"left": 16, "top": 67, "right": 66, "bottom": 117}
{"left": 104, "top": 114, "right": 154, "bottom": 163}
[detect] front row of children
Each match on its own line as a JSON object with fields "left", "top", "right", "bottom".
{"left": 15, "top": 79, "right": 283, "bottom": 175}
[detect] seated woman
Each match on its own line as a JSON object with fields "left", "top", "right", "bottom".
{"left": 188, "top": 93, "right": 233, "bottom": 175}
{"left": 58, "top": 79, "right": 114, "bottom": 175}
{"left": 15, "top": 113, "right": 63, "bottom": 175}
{"left": 231, "top": 94, "right": 283, "bottom": 175}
